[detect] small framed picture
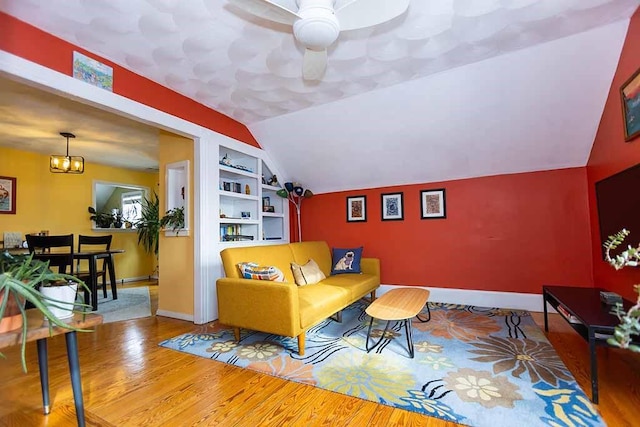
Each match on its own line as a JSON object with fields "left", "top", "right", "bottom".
{"left": 621, "top": 66, "right": 640, "bottom": 141}
{"left": 347, "top": 195, "right": 367, "bottom": 222}
{"left": 381, "top": 192, "right": 403, "bottom": 221}
{"left": 241, "top": 211, "right": 251, "bottom": 219}
{"left": 0, "top": 176, "right": 17, "bottom": 215}
{"left": 262, "top": 196, "right": 271, "bottom": 208}
{"left": 421, "top": 189, "right": 446, "bottom": 219}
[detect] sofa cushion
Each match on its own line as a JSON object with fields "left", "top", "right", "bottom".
{"left": 321, "top": 274, "right": 379, "bottom": 301}
{"left": 331, "top": 247, "right": 363, "bottom": 275}
{"left": 237, "top": 262, "right": 285, "bottom": 282}
{"left": 290, "top": 241, "right": 333, "bottom": 277}
{"left": 298, "top": 284, "right": 351, "bottom": 329}
{"left": 291, "top": 259, "right": 326, "bottom": 286}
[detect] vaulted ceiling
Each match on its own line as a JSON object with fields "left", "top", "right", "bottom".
{"left": 1, "top": 1, "right": 639, "bottom": 193}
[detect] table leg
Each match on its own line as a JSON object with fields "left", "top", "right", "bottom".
{"left": 107, "top": 255, "right": 117, "bottom": 300}
{"left": 366, "top": 318, "right": 390, "bottom": 353}
{"left": 416, "top": 304, "right": 431, "bottom": 323}
{"left": 588, "top": 328, "right": 599, "bottom": 404}
{"left": 65, "top": 332, "right": 86, "bottom": 427}
{"left": 89, "top": 256, "right": 98, "bottom": 311}
{"left": 405, "top": 319, "right": 415, "bottom": 358}
{"left": 36, "top": 339, "right": 50, "bottom": 415}
{"left": 543, "top": 291, "right": 549, "bottom": 332}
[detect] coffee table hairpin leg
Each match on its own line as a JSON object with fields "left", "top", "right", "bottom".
{"left": 366, "top": 317, "right": 391, "bottom": 353}
{"left": 366, "top": 317, "right": 417, "bottom": 358}
{"left": 416, "top": 303, "right": 431, "bottom": 323}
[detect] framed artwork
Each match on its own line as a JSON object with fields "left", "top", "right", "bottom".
{"left": 347, "top": 195, "right": 367, "bottom": 222}
{"left": 0, "top": 176, "right": 16, "bottom": 214}
{"left": 421, "top": 189, "right": 446, "bottom": 219}
{"left": 621, "top": 66, "right": 640, "bottom": 141}
{"left": 381, "top": 192, "right": 403, "bottom": 221}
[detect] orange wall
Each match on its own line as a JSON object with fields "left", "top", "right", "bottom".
{"left": 0, "top": 12, "right": 259, "bottom": 148}
{"left": 303, "top": 168, "right": 593, "bottom": 294}
{"left": 587, "top": 9, "right": 640, "bottom": 300}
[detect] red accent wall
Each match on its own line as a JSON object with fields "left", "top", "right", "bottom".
{"left": 0, "top": 12, "right": 259, "bottom": 147}
{"left": 587, "top": 9, "right": 640, "bottom": 301}
{"left": 303, "top": 168, "right": 593, "bottom": 294}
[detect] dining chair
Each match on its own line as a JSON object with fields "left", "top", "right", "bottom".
{"left": 25, "top": 233, "right": 75, "bottom": 275}
{"left": 77, "top": 235, "right": 115, "bottom": 298}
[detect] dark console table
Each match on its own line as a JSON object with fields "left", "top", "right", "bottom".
{"left": 542, "top": 285, "right": 637, "bottom": 404}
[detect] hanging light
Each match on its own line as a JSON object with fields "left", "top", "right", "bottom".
{"left": 50, "top": 132, "right": 84, "bottom": 174}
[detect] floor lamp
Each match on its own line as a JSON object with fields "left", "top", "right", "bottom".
{"left": 277, "top": 182, "right": 313, "bottom": 242}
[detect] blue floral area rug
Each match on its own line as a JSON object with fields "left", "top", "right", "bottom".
{"left": 159, "top": 302, "right": 604, "bottom": 427}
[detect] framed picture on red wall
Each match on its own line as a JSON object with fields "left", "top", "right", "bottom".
{"left": 347, "top": 195, "right": 366, "bottom": 222}
{"left": 0, "top": 176, "right": 16, "bottom": 215}
{"left": 420, "top": 189, "right": 446, "bottom": 219}
{"left": 621, "top": 66, "right": 640, "bottom": 141}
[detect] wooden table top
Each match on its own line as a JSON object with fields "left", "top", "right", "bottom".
{"left": 366, "top": 288, "right": 430, "bottom": 321}
{"left": 0, "top": 311, "right": 103, "bottom": 349}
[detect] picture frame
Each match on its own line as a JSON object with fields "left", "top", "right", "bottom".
{"left": 420, "top": 189, "right": 446, "bottom": 219}
{"left": 0, "top": 176, "right": 16, "bottom": 215}
{"left": 346, "top": 195, "right": 367, "bottom": 222}
{"left": 621, "top": 66, "right": 640, "bottom": 141}
{"left": 381, "top": 192, "right": 403, "bottom": 221}
{"left": 262, "top": 196, "right": 271, "bottom": 208}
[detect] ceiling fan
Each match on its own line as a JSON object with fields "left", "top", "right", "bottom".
{"left": 229, "top": 0, "right": 410, "bottom": 80}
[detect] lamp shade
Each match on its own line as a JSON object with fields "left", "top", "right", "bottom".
{"left": 303, "top": 189, "right": 314, "bottom": 198}
{"left": 284, "top": 182, "right": 294, "bottom": 192}
{"left": 294, "top": 186, "right": 304, "bottom": 196}
{"left": 276, "top": 189, "right": 289, "bottom": 198}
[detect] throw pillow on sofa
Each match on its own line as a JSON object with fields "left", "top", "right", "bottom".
{"left": 237, "top": 262, "right": 285, "bottom": 282}
{"left": 331, "top": 247, "right": 363, "bottom": 275}
{"left": 291, "top": 259, "right": 326, "bottom": 286}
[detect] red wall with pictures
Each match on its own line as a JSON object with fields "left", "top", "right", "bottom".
{"left": 587, "top": 8, "right": 640, "bottom": 301}
{"left": 302, "top": 168, "right": 593, "bottom": 294}
{"left": 0, "top": 12, "right": 259, "bottom": 148}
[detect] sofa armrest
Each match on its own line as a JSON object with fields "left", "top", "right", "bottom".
{"left": 361, "top": 258, "right": 380, "bottom": 279}
{"left": 216, "top": 278, "right": 301, "bottom": 337}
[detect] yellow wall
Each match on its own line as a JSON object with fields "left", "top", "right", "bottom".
{"left": 157, "top": 131, "right": 194, "bottom": 316}
{"left": 0, "top": 146, "right": 157, "bottom": 279}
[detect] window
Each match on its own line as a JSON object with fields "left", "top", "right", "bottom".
{"left": 121, "top": 191, "right": 143, "bottom": 226}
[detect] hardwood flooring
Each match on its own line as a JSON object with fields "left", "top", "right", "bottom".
{"left": 0, "top": 292, "right": 638, "bottom": 426}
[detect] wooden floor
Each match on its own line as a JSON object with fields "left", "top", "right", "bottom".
{"left": 0, "top": 290, "right": 638, "bottom": 426}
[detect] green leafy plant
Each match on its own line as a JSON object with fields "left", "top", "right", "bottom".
{"left": 603, "top": 229, "right": 640, "bottom": 351}
{"left": 160, "top": 206, "right": 185, "bottom": 233}
{"left": 88, "top": 206, "right": 113, "bottom": 228}
{"left": 0, "top": 252, "right": 91, "bottom": 372}
{"left": 135, "top": 191, "right": 160, "bottom": 256}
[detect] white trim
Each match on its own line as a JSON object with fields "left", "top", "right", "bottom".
{"left": 119, "top": 276, "right": 154, "bottom": 283}
{"left": 378, "top": 285, "right": 546, "bottom": 312}
{"left": 156, "top": 310, "right": 194, "bottom": 322}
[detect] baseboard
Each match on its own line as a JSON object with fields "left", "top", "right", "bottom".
{"left": 118, "top": 276, "right": 152, "bottom": 284}
{"left": 156, "top": 309, "right": 194, "bottom": 322}
{"left": 378, "top": 284, "right": 546, "bottom": 313}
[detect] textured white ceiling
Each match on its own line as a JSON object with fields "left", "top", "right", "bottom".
{"left": 0, "top": 77, "right": 159, "bottom": 171}
{"left": 0, "top": 1, "right": 638, "bottom": 190}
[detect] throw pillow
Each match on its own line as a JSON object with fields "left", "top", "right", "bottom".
{"left": 331, "top": 247, "right": 363, "bottom": 275}
{"left": 237, "top": 262, "right": 285, "bottom": 282}
{"left": 291, "top": 259, "right": 326, "bottom": 286}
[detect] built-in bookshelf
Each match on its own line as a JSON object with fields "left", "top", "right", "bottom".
{"left": 218, "top": 145, "right": 288, "bottom": 244}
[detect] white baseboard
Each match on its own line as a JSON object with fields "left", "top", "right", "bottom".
{"left": 378, "top": 284, "right": 546, "bottom": 313}
{"left": 118, "top": 276, "right": 153, "bottom": 284}
{"left": 156, "top": 309, "right": 194, "bottom": 322}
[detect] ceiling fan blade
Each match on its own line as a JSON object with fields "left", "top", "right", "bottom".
{"left": 302, "top": 48, "right": 327, "bottom": 80}
{"left": 335, "top": 0, "right": 410, "bottom": 31}
{"left": 228, "top": 0, "right": 300, "bottom": 25}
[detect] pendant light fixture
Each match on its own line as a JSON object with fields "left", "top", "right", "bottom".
{"left": 50, "top": 132, "right": 84, "bottom": 174}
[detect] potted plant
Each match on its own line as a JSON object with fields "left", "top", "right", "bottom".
{"left": 88, "top": 206, "right": 113, "bottom": 228}
{"left": 160, "top": 206, "right": 185, "bottom": 233}
{"left": 135, "top": 191, "right": 160, "bottom": 256}
{"left": 0, "top": 251, "right": 91, "bottom": 372}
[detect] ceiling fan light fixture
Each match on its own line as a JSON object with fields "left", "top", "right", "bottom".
{"left": 50, "top": 132, "right": 84, "bottom": 174}
{"left": 293, "top": 2, "right": 340, "bottom": 49}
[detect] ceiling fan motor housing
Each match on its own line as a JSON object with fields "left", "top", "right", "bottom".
{"left": 293, "top": 0, "right": 340, "bottom": 50}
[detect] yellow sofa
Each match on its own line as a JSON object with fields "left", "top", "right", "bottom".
{"left": 217, "top": 241, "right": 380, "bottom": 355}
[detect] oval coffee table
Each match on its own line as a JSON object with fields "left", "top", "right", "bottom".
{"left": 365, "top": 287, "right": 431, "bottom": 358}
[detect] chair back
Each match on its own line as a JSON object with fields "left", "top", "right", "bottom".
{"left": 25, "top": 233, "right": 75, "bottom": 274}
{"left": 78, "top": 235, "right": 112, "bottom": 252}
